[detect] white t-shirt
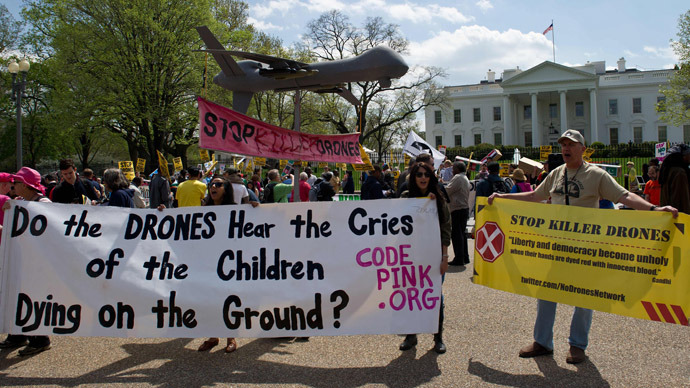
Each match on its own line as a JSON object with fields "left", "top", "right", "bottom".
{"left": 231, "top": 182, "right": 249, "bottom": 204}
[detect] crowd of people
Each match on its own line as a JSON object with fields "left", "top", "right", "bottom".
{"left": 0, "top": 137, "right": 688, "bottom": 361}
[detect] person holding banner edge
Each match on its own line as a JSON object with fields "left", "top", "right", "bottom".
{"left": 487, "top": 129, "right": 678, "bottom": 364}
{"left": 399, "top": 162, "right": 451, "bottom": 354}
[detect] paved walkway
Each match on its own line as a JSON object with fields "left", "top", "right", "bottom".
{"left": 1, "top": 237, "right": 688, "bottom": 387}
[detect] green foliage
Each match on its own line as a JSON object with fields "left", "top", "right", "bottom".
{"left": 658, "top": 10, "right": 690, "bottom": 126}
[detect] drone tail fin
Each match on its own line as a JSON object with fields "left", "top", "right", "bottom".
{"left": 232, "top": 91, "right": 254, "bottom": 114}
{"left": 196, "top": 26, "right": 245, "bottom": 77}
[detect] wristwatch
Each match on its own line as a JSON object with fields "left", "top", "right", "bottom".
{"left": 649, "top": 205, "right": 657, "bottom": 211}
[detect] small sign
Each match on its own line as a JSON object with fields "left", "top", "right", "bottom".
{"left": 499, "top": 163, "right": 510, "bottom": 177}
{"left": 255, "top": 157, "right": 266, "bottom": 167}
{"left": 318, "top": 162, "right": 329, "bottom": 169}
{"left": 655, "top": 142, "right": 668, "bottom": 161}
{"left": 156, "top": 151, "right": 170, "bottom": 180}
{"left": 173, "top": 157, "right": 183, "bottom": 173}
{"left": 539, "top": 145, "right": 552, "bottom": 160}
{"left": 199, "top": 149, "right": 210, "bottom": 162}
{"left": 118, "top": 161, "right": 135, "bottom": 181}
{"left": 279, "top": 160, "right": 289, "bottom": 169}
{"left": 135, "top": 158, "right": 146, "bottom": 173}
{"left": 352, "top": 145, "right": 374, "bottom": 172}
{"left": 438, "top": 145, "right": 447, "bottom": 155}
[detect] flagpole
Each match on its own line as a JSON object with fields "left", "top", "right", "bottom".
{"left": 551, "top": 19, "right": 555, "bottom": 63}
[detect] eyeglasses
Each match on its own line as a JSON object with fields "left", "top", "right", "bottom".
{"left": 415, "top": 172, "right": 431, "bottom": 178}
{"left": 210, "top": 182, "right": 224, "bottom": 188}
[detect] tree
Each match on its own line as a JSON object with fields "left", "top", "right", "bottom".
{"left": 301, "top": 10, "right": 446, "bottom": 148}
{"left": 658, "top": 10, "right": 690, "bottom": 126}
{"left": 0, "top": 4, "right": 23, "bottom": 53}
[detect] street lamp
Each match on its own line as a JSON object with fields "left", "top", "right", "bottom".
{"left": 8, "top": 58, "right": 30, "bottom": 170}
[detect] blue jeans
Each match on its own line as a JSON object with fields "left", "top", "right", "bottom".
{"left": 533, "top": 299, "right": 592, "bottom": 350}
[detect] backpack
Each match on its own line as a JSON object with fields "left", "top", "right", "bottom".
{"left": 262, "top": 182, "right": 278, "bottom": 203}
{"left": 308, "top": 178, "right": 324, "bottom": 202}
{"left": 491, "top": 178, "right": 510, "bottom": 194}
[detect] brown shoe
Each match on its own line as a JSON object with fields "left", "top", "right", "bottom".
{"left": 224, "top": 338, "right": 237, "bottom": 353}
{"left": 197, "top": 338, "right": 219, "bottom": 352}
{"left": 519, "top": 341, "right": 553, "bottom": 358}
{"left": 566, "top": 346, "right": 587, "bottom": 364}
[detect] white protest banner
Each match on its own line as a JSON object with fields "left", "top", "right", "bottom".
{"left": 403, "top": 131, "right": 445, "bottom": 169}
{"left": 0, "top": 199, "right": 441, "bottom": 338}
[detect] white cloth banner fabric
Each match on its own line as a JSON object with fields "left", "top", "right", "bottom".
{"left": 0, "top": 199, "right": 441, "bottom": 338}
{"left": 402, "top": 131, "right": 446, "bottom": 169}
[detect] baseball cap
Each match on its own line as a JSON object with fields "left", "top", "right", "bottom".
{"left": 558, "top": 129, "right": 585, "bottom": 146}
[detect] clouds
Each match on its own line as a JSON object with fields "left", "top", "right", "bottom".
{"left": 406, "top": 26, "right": 552, "bottom": 85}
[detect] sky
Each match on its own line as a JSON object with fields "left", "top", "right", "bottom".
{"left": 4, "top": 0, "right": 688, "bottom": 87}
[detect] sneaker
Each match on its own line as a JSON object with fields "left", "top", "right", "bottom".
{"left": 0, "top": 338, "right": 28, "bottom": 349}
{"left": 399, "top": 334, "right": 418, "bottom": 351}
{"left": 518, "top": 341, "right": 553, "bottom": 358}
{"left": 18, "top": 344, "right": 51, "bottom": 356}
{"left": 433, "top": 334, "right": 446, "bottom": 354}
{"left": 566, "top": 346, "right": 587, "bottom": 364}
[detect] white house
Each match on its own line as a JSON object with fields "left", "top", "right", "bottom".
{"left": 425, "top": 59, "right": 690, "bottom": 148}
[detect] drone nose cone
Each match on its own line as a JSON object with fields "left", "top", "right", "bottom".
{"left": 365, "top": 45, "right": 409, "bottom": 78}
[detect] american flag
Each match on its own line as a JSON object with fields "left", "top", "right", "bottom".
{"left": 543, "top": 23, "right": 553, "bottom": 35}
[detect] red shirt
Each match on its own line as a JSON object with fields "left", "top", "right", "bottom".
{"left": 643, "top": 179, "right": 661, "bottom": 205}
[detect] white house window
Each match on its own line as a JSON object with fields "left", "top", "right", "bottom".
{"left": 454, "top": 135, "right": 462, "bottom": 146}
{"left": 609, "top": 127, "right": 618, "bottom": 145}
{"left": 493, "top": 106, "right": 501, "bottom": 121}
{"left": 474, "top": 133, "right": 482, "bottom": 145}
{"left": 435, "top": 136, "right": 443, "bottom": 147}
{"left": 523, "top": 105, "right": 531, "bottom": 119}
{"left": 434, "top": 110, "right": 442, "bottom": 124}
{"left": 633, "top": 127, "right": 643, "bottom": 144}
{"left": 524, "top": 131, "right": 532, "bottom": 147}
{"left": 608, "top": 99, "right": 618, "bottom": 115}
{"left": 494, "top": 133, "right": 502, "bottom": 145}
{"left": 453, "top": 109, "right": 461, "bottom": 123}
{"left": 684, "top": 125, "right": 690, "bottom": 143}
{"left": 575, "top": 102, "right": 584, "bottom": 117}
{"left": 473, "top": 108, "right": 481, "bottom": 122}
{"left": 632, "top": 98, "right": 642, "bottom": 114}
{"left": 658, "top": 126, "right": 667, "bottom": 142}
{"left": 549, "top": 103, "right": 558, "bottom": 119}
{"left": 657, "top": 96, "right": 666, "bottom": 112}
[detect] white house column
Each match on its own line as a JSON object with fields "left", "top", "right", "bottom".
{"left": 531, "top": 92, "right": 540, "bottom": 146}
{"left": 589, "top": 88, "right": 598, "bottom": 143}
{"left": 503, "top": 94, "right": 512, "bottom": 145}
{"left": 559, "top": 90, "right": 568, "bottom": 132}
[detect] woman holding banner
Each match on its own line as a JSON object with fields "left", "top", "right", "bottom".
{"left": 102, "top": 169, "right": 135, "bottom": 208}
{"left": 398, "top": 162, "right": 451, "bottom": 354}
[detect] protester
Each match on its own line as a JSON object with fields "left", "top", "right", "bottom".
{"left": 0, "top": 167, "right": 52, "bottom": 356}
{"left": 361, "top": 165, "right": 386, "bottom": 200}
{"left": 43, "top": 173, "right": 58, "bottom": 199}
{"left": 176, "top": 167, "right": 207, "bottom": 207}
{"left": 82, "top": 168, "right": 103, "bottom": 199}
{"left": 477, "top": 163, "right": 489, "bottom": 180}
{"left": 398, "top": 162, "right": 450, "bottom": 354}
{"left": 475, "top": 162, "right": 508, "bottom": 210}
{"left": 439, "top": 160, "right": 453, "bottom": 183}
{"left": 444, "top": 161, "right": 471, "bottom": 266}
{"left": 305, "top": 166, "right": 317, "bottom": 187}
{"left": 290, "top": 172, "right": 311, "bottom": 202}
{"left": 643, "top": 165, "right": 661, "bottom": 206}
{"left": 198, "top": 175, "right": 239, "bottom": 353}
{"left": 487, "top": 129, "right": 678, "bottom": 364}
{"left": 102, "top": 168, "right": 135, "bottom": 208}
{"left": 341, "top": 170, "right": 355, "bottom": 194}
{"left": 626, "top": 161, "right": 639, "bottom": 192}
{"left": 129, "top": 176, "right": 147, "bottom": 208}
{"left": 51, "top": 159, "right": 99, "bottom": 204}
{"left": 658, "top": 143, "right": 690, "bottom": 214}
{"left": 316, "top": 172, "right": 336, "bottom": 201}
{"left": 263, "top": 169, "right": 294, "bottom": 203}
{"left": 330, "top": 170, "right": 341, "bottom": 194}
{"left": 0, "top": 173, "right": 13, "bottom": 243}
{"left": 149, "top": 168, "right": 172, "bottom": 209}
{"left": 396, "top": 157, "right": 416, "bottom": 197}
{"left": 223, "top": 168, "right": 251, "bottom": 205}
{"left": 509, "top": 168, "right": 533, "bottom": 193}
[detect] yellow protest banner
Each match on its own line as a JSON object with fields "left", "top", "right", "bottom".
{"left": 583, "top": 147, "right": 595, "bottom": 162}
{"left": 279, "top": 160, "right": 288, "bottom": 169}
{"left": 338, "top": 163, "right": 347, "bottom": 170}
{"left": 136, "top": 158, "right": 146, "bottom": 173}
{"left": 245, "top": 159, "right": 253, "bottom": 173}
{"left": 352, "top": 144, "right": 374, "bottom": 172}
{"left": 118, "top": 161, "right": 135, "bottom": 181}
{"left": 473, "top": 197, "right": 690, "bottom": 326}
{"left": 318, "top": 162, "right": 328, "bottom": 169}
{"left": 539, "top": 145, "right": 552, "bottom": 160}
{"left": 173, "top": 157, "right": 183, "bottom": 173}
{"left": 156, "top": 151, "right": 170, "bottom": 180}
{"left": 255, "top": 157, "right": 266, "bottom": 167}
{"left": 404, "top": 153, "right": 410, "bottom": 165}
{"left": 199, "top": 149, "right": 210, "bottom": 162}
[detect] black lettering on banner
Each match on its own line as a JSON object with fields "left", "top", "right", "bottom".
{"left": 86, "top": 248, "right": 123, "bottom": 279}
{"left": 11, "top": 206, "right": 47, "bottom": 237}
{"left": 203, "top": 112, "right": 218, "bottom": 137}
{"left": 348, "top": 207, "right": 414, "bottom": 236}
{"left": 143, "top": 251, "right": 188, "bottom": 280}
{"left": 15, "top": 293, "right": 81, "bottom": 334}
{"left": 290, "top": 210, "right": 331, "bottom": 238}
{"left": 151, "top": 291, "right": 197, "bottom": 328}
{"left": 222, "top": 294, "right": 323, "bottom": 331}
{"left": 124, "top": 212, "right": 216, "bottom": 240}
{"left": 230, "top": 120, "right": 242, "bottom": 142}
{"left": 98, "top": 302, "right": 135, "bottom": 329}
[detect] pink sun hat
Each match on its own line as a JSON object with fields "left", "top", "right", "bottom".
{"left": 13, "top": 167, "right": 46, "bottom": 194}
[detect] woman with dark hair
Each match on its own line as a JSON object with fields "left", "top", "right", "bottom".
{"left": 659, "top": 144, "right": 690, "bottom": 214}
{"left": 197, "top": 175, "right": 238, "bottom": 353}
{"left": 102, "top": 168, "right": 134, "bottom": 208}
{"left": 398, "top": 162, "right": 451, "bottom": 354}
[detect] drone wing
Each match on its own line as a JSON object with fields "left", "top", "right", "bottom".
{"left": 195, "top": 26, "right": 245, "bottom": 77}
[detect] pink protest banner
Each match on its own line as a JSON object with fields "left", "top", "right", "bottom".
{"left": 198, "top": 97, "right": 362, "bottom": 163}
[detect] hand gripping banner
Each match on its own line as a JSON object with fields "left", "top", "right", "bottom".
{"left": 198, "top": 97, "right": 362, "bottom": 164}
{"left": 474, "top": 197, "right": 689, "bottom": 326}
{"left": 0, "top": 199, "right": 441, "bottom": 337}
